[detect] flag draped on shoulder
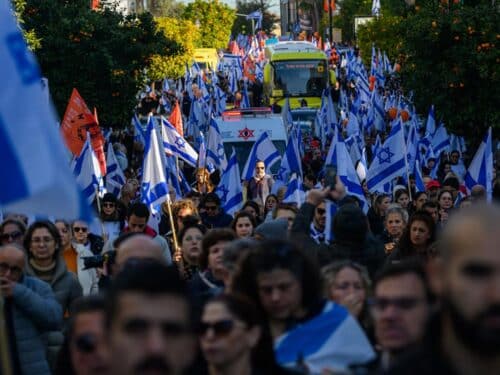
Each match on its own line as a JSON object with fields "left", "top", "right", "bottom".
{"left": 141, "top": 117, "right": 168, "bottom": 209}
{"left": 0, "top": 4, "right": 91, "bottom": 220}
{"left": 275, "top": 301, "right": 375, "bottom": 373}
{"left": 215, "top": 148, "right": 243, "bottom": 216}
{"left": 161, "top": 117, "right": 198, "bottom": 167}
{"left": 105, "top": 142, "right": 126, "bottom": 198}
{"left": 241, "top": 131, "right": 281, "bottom": 181}
{"left": 366, "top": 119, "right": 406, "bottom": 192}
{"left": 72, "top": 133, "right": 104, "bottom": 204}
{"left": 464, "top": 128, "right": 493, "bottom": 201}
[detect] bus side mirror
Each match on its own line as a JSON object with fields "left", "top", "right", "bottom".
{"left": 263, "top": 64, "right": 270, "bottom": 83}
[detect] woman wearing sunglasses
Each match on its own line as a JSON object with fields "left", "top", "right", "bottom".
{"left": 0, "top": 218, "right": 26, "bottom": 247}
{"left": 199, "top": 294, "right": 291, "bottom": 375}
{"left": 98, "top": 193, "right": 125, "bottom": 243}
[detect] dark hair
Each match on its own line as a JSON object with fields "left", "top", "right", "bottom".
{"left": 438, "top": 189, "right": 453, "bottom": 203}
{"left": 1, "top": 219, "right": 26, "bottom": 236}
{"left": 412, "top": 191, "right": 427, "bottom": 204}
{"left": 105, "top": 262, "right": 191, "bottom": 328}
{"left": 397, "top": 211, "right": 436, "bottom": 258}
{"left": 442, "top": 177, "right": 459, "bottom": 191}
{"left": 179, "top": 223, "right": 207, "bottom": 244}
{"left": 185, "top": 191, "right": 202, "bottom": 200}
{"left": 231, "top": 239, "right": 322, "bottom": 315}
{"left": 127, "top": 202, "right": 150, "bottom": 220}
{"left": 374, "top": 194, "right": 390, "bottom": 216}
{"left": 422, "top": 201, "right": 438, "bottom": 211}
{"left": 200, "top": 228, "right": 237, "bottom": 270}
{"left": 202, "top": 192, "right": 221, "bottom": 207}
{"left": 333, "top": 204, "right": 368, "bottom": 244}
{"left": 373, "top": 261, "right": 433, "bottom": 302}
{"left": 394, "top": 188, "right": 410, "bottom": 202}
{"left": 242, "top": 201, "right": 261, "bottom": 216}
{"left": 24, "top": 220, "right": 62, "bottom": 259}
{"left": 272, "top": 203, "right": 298, "bottom": 219}
{"left": 205, "top": 293, "right": 278, "bottom": 368}
{"left": 55, "top": 295, "right": 107, "bottom": 375}
{"left": 231, "top": 211, "right": 256, "bottom": 233}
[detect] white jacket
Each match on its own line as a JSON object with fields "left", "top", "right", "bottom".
{"left": 72, "top": 243, "right": 99, "bottom": 295}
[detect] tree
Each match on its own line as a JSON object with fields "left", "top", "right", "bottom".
{"left": 148, "top": 0, "right": 184, "bottom": 18}
{"left": 182, "top": 0, "right": 235, "bottom": 49}
{"left": 334, "top": 0, "right": 371, "bottom": 43}
{"left": 149, "top": 17, "right": 198, "bottom": 79}
{"left": 12, "top": 0, "right": 41, "bottom": 50}
{"left": 232, "top": 0, "right": 279, "bottom": 36}
{"left": 399, "top": 0, "right": 499, "bottom": 140}
{"left": 17, "top": 0, "right": 179, "bottom": 127}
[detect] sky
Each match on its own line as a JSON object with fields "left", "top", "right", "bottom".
{"left": 178, "top": 0, "right": 281, "bottom": 15}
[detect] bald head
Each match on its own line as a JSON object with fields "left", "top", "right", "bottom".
{"left": 440, "top": 204, "right": 500, "bottom": 261}
{"left": 115, "top": 234, "right": 165, "bottom": 272}
{"left": 0, "top": 245, "right": 26, "bottom": 282}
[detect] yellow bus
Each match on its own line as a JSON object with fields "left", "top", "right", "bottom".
{"left": 193, "top": 48, "right": 219, "bottom": 71}
{"left": 263, "top": 41, "right": 330, "bottom": 109}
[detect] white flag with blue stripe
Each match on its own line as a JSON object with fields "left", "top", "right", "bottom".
{"left": 132, "top": 114, "right": 147, "bottom": 145}
{"left": 241, "top": 131, "right": 281, "bottom": 181}
{"left": 366, "top": 119, "right": 406, "bottom": 192}
{"left": 206, "top": 118, "right": 228, "bottom": 171}
{"left": 72, "top": 132, "right": 104, "bottom": 205}
{"left": 105, "top": 142, "right": 126, "bottom": 198}
{"left": 414, "top": 160, "right": 426, "bottom": 193}
{"left": 0, "top": 3, "right": 93, "bottom": 220}
{"left": 464, "top": 127, "right": 493, "bottom": 201}
{"left": 425, "top": 105, "right": 436, "bottom": 137}
{"left": 431, "top": 123, "right": 450, "bottom": 157}
{"left": 275, "top": 301, "right": 375, "bottom": 373}
{"left": 215, "top": 148, "right": 243, "bottom": 216}
{"left": 282, "top": 173, "right": 305, "bottom": 206}
{"left": 161, "top": 117, "right": 198, "bottom": 167}
{"left": 141, "top": 118, "right": 168, "bottom": 209}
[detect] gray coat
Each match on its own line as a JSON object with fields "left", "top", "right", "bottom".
{"left": 11, "top": 275, "right": 63, "bottom": 375}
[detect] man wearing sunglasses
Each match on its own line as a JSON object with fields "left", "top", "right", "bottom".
{"left": 72, "top": 220, "right": 104, "bottom": 256}
{"left": 0, "top": 244, "right": 62, "bottom": 375}
{"left": 200, "top": 193, "right": 233, "bottom": 229}
{"left": 105, "top": 261, "right": 197, "bottom": 375}
{"left": 0, "top": 218, "right": 26, "bottom": 247}
{"left": 364, "top": 261, "right": 432, "bottom": 372}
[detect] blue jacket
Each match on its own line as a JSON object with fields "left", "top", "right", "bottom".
{"left": 11, "top": 275, "right": 63, "bottom": 375}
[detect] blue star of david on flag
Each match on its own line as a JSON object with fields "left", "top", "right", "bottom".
{"left": 218, "top": 185, "right": 229, "bottom": 203}
{"left": 377, "top": 147, "right": 394, "bottom": 164}
{"left": 175, "top": 136, "right": 186, "bottom": 149}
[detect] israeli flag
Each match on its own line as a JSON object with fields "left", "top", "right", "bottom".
{"left": 215, "top": 148, "right": 243, "bottom": 216}
{"left": 215, "top": 85, "right": 227, "bottom": 116}
{"left": 276, "top": 128, "right": 303, "bottom": 186}
{"left": 282, "top": 173, "right": 305, "bottom": 206}
{"left": 0, "top": 4, "right": 95, "bottom": 220}
{"left": 406, "top": 123, "right": 419, "bottom": 173}
{"left": 366, "top": 119, "right": 406, "bottom": 192}
{"left": 141, "top": 117, "right": 168, "bottom": 209}
{"left": 431, "top": 123, "right": 450, "bottom": 157}
{"left": 414, "top": 160, "right": 426, "bottom": 193}
{"left": 464, "top": 127, "right": 493, "bottom": 201}
{"left": 425, "top": 105, "right": 436, "bottom": 137}
{"left": 241, "top": 80, "right": 251, "bottom": 109}
{"left": 164, "top": 154, "right": 182, "bottom": 200}
{"left": 241, "top": 131, "right": 281, "bottom": 181}
{"left": 132, "top": 114, "right": 147, "bottom": 145}
{"left": 105, "top": 142, "right": 126, "bottom": 198}
{"left": 275, "top": 301, "right": 375, "bottom": 374}
{"left": 246, "top": 10, "right": 263, "bottom": 30}
{"left": 72, "top": 133, "right": 104, "bottom": 205}
{"left": 161, "top": 117, "right": 198, "bottom": 167}
{"left": 206, "top": 118, "right": 228, "bottom": 171}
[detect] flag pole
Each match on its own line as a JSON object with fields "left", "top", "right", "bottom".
{"left": 401, "top": 119, "right": 413, "bottom": 202}
{"left": 165, "top": 193, "right": 180, "bottom": 261}
{"left": 95, "top": 187, "right": 108, "bottom": 242}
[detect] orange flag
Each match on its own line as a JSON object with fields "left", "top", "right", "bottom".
{"left": 61, "top": 88, "right": 106, "bottom": 175}
{"left": 168, "top": 101, "right": 184, "bottom": 137}
{"left": 323, "top": 0, "right": 336, "bottom": 11}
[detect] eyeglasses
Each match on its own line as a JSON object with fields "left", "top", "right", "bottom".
{"left": 0, "top": 262, "right": 22, "bottom": 277}
{"left": 198, "top": 319, "right": 242, "bottom": 337}
{"left": 316, "top": 208, "right": 326, "bottom": 215}
{"left": 369, "top": 297, "right": 423, "bottom": 312}
{"left": 0, "top": 231, "right": 22, "bottom": 243}
{"left": 205, "top": 205, "right": 218, "bottom": 212}
{"left": 73, "top": 227, "right": 88, "bottom": 233}
{"left": 31, "top": 236, "right": 54, "bottom": 244}
{"left": 74, "top": 333, "right": 97, "bottom": 353}
{"left": 103, "top": 202, "right": 115, "bottom": 208}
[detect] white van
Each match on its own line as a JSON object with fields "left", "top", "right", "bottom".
{"left": 215, "top": 108, "right": 287, "bottom": 174}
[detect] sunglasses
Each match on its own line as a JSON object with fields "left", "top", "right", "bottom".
{"left": 1, "top": 231, "right": 22, "bottom": 242}
{"left": 103, "top": 202, "right": 115, "bottom": 208}
{"left": 0, "top": 262, "right": 22, "bottom": 277}
{"left": 198, "top": 320, "right": 240, "bottom": 337}
{"left": 204, "top": 205, "right": 218, "bottom": 211}
{"left": 74, "top": 333, "right": 97, "bottom": 353}
{"left": 73, "top": 227, "right": 88, "bottom": 233}
{"left": 316, "top": 208, "right": 326, "bottom": 215}
{"left": 369, "top": 297, "right": 423, "bottom": 312}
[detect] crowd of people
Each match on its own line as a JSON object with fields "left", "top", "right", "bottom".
{"left": 1, "top": 140, "right": 500, "bottom": 374}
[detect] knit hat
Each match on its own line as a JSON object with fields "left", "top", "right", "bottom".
{"left": 254, "top": 218, "right": 288, "bottom": 240}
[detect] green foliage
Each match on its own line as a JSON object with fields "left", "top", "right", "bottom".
{"left": 232, "top": 0, "right": 279, "bottom": 35}
{"left": 149, "top": 17, "right": 198, "bottom": 79}
{"left": 12, "top": 0, "right": 41, "bottom": 50}
{"left": 334, "top": 0, "right": 371, "bottom": 43}
{"left": 399, "top": 0, "right": 499, "bottom": 139}
{"left": 18, "top": 0, "right": 178, "bottom": 127}
{"left": 182, "top": 0, "right": 235, "bottom": 49}
{"left": 357, "top": 15, "right": 403, "bottom": 65}
{"left": 148, "top": 0, "right": 185, "bottom": 18}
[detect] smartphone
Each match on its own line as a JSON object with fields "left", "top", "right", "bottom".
{"left": 325, "top": 165, "right": 337, "bottom": 190}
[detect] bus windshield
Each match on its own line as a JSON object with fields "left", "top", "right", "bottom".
{"left": 272, "top": 59, "right": 327, "bottom": 97}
